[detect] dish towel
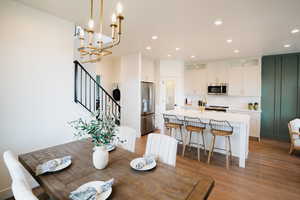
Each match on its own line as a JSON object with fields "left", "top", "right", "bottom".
{"left": 35, "top": 156, "right": 71, "bottom": 175}
{"left": 69, "top": 179, "right": 114, "bottom": 200}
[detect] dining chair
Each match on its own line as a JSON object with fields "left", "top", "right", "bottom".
{"left": 163, "top": 114, "right": 184, "bottom": 143}
{"left": 144, "top": 133, "right": 178, "bottom": 167}
{"left": 182, "top": 116, "right": 207, "bottom": 161}
{"left": 288, "top": 119, "right": 300, "bottom": 154}
{"left": 3, "top": 151, "right": 49, "bottom": 200}
{"left": 207, "top": 120, "right": 233, "bottom": 169}
{"left": 3, "top": 151, "right": 38, "bottom": 188}
{"left": 12, "top": 179, "right": 38, "bottom": 200}
{"left": 117, "top": 126, "right": 137, "bottom": 152}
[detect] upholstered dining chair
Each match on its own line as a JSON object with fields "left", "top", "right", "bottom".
{"left": 288, "top": 119, "right": 300, "bottom": 154}
{"left": 117, "top": 126, "right": 137, "bottom": 153}
{"left": 3, "top": 151, "right": 49, "bottom": 200}
{"left": 12, "top": 179, "right": 39, "bottom": 200}
{"left": 144, "top": 133, "right": 178, "bottom": 167}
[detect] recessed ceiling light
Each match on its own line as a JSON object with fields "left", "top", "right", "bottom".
{"left": 226, "top": 39, "right": 233, "bottom": 43}
{"left": 291, "top": 29, "right": 299, "bottom": 34}
{"left": 191, "top": 55, "right": 195, "bottom": 58}
{"left": 152, "top": 35, "right": 158, "bottom": 40}
{"left": 214, "top": 19, "right": 223, "bottom": 26}
{"left": 234, "top": 49, "right": 240, "bottom": 53}
{"left": 284, "top": 44, "right": 291, "bottom": 48}
{"left": 146, "top": 46, "right": 151, "bottom": 50}
{"left": 175, "top": 47, "right": 180, "bottom": 51}
{"left": 167, "top": 54, "right": 171, "bottom": 57}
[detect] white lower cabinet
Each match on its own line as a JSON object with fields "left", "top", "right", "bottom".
{"left": 228, "top": 110, "right": 261, "bottom": 140}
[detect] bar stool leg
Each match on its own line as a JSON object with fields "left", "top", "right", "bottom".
{"left": 197, "top": 132, "right": 200, "bottom": 161}
{"left": 182, "top": 128, "right": 187, "bottom": 157}
{"left": 226, "top": 136, "right": 229, "bottom": 169}
{"left": 228, "top": 136, "right": 232, "bottom": 161}
{"left": 180, "top": 127, "right": 184, "bottom": 144}
{"left": 201, "top": 130, "right": 207, "bottom": 155}
{"left": 207, "top": 135, "right": 216, "bottom": 164}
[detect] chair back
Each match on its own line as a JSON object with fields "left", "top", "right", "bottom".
{"left": 116, "top": 126, "right": 137, "bottom": 152}
{"left": 184, "top": 116, "right": 206, "bottom": 128}
{"left": 163, "top": 114, "right": 183, "bottom": 125}
{"left": 288, "top": 120, "right": 300, "bottom": 142}
{"left": 145, "top": 134, "right": 178, "bottom": 167}
{"left": 3, "top": 151, "right": 38, "bottom": 189}
{"left": 209, "top": 119, "right": 233, "bottom": 133}
{"left": 12, "top": 179, "right": 38, "bottom": 200}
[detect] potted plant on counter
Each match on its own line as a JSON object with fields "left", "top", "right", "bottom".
{"left": 69, "top": 110, "right": 118, "bottom": 169}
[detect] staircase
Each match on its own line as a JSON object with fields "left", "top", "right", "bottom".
{"left": 73, "top": 60, "right": 121, "bottom": 123}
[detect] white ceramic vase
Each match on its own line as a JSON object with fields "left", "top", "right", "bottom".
{"left": 93, "top": 146, "right": 109, "bottom": 169}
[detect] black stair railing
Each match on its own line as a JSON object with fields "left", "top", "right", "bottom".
{"left": 74, "top": 60, "right": 121, "bottom": 122}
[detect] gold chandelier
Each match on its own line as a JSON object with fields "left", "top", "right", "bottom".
{"left": 76, "top": 0, "right": 124, "bottom": 63}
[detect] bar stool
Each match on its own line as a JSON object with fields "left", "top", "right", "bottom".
{"left": 182, "top": 116, "right": 207, "bottom": 161}
{"left": 207, "top": 119, "right": 233, "bottom": 169}
{"left": 163, "top": 114, "right": 184, "bottom": 144}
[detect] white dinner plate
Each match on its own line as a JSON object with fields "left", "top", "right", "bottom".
{"left": 130, "top": 157, "right": 157, "bottom": 171}
{"left": 75, "top": 181, "right": 112, "bottom": 200}
{"left": 48, "top": 159, "right": 72, "bottom": 173}
{"left": 106, "top": 144, "right": 116, "bottom": 152}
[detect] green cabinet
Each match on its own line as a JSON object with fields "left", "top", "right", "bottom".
{"left": 261, "top": 53, "right": 300, "bottom": 141}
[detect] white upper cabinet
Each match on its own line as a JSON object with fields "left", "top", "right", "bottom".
{"left": 243, "top": 62, "right": 260, "bottom": 96}
{"left": 206, "top": 62, "right": 228, "bottom": 84}
{"left": 228, "top": 59, "right": 260, "bottom": 97}
{"left": 228, "top": 65, "right": 244, "bottom": 96}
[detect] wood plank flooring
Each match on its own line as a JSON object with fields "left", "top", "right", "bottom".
{"left": 8, "top": 133, "right": 300, "bottom": 200}
{"left": 135, "top": 133, "right": 300, "bottom": 200}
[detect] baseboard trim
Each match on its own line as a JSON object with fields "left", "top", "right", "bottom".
{"left": 0, "top": 187, "right": 12, "bottom": 200}
{"left": 249, "top": 136, "right": 260, "bottom": 141}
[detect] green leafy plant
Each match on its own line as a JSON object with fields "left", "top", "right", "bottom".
{"left": 69, "top": 110, "right": 119, "bottom": 147}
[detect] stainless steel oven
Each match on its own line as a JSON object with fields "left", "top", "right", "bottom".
{"left": 207, "top": 84, "right": 228, "bottom": 95}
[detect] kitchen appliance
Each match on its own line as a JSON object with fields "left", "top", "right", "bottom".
{"left": 205, "top": 105, "right": 228, "bottom": 112}
{"left": 141, "top": 82, "right": 155, "bottom": 136}
{"left": 207, "top": 83, "right": 228, "bottom": 95}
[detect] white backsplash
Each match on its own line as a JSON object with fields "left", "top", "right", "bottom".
{"left": 185, "top": 95, "right": 260, "bottom": 109}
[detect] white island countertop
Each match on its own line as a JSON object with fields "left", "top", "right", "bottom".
{"left": 165, "top": 109, "right": 250, "bottom": 125}
{"left": 162, "top": 108, "right": 250, "bottom": 168}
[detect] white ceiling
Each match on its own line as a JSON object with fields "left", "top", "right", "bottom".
{"left": 16, "top": 0, "right": 300, "bottom": 62}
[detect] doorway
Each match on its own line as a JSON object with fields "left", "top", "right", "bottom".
{"left": 165, "top": 80, "right": 176, "bottom": 111}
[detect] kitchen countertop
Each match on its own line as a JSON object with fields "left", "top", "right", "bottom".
{"left": 165, "top": 108, "right": 250, "bottom": 125}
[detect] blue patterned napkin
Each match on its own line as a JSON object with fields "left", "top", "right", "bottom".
{"left": 135, "top": 155, "right": 156, "bottom": 170}
{"left": 35, "top": 156, "right": 71, "bottom": 175}
{"left": 69, "top": 179, "right": 114, "bottom": 200}
{"left": 69, "top": 187, "right": 97, "bottom": 200}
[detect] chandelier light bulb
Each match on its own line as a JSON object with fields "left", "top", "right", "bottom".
{"left": 116, "top": 2, "right": 123, "bottom": 15}
{"left": 88, "top": 19, "right": 94, "bottom": 29}
{"left": 112, "top": 13, "right": 117, "bottom": 23}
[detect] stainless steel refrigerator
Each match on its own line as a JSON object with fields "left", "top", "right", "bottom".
{"left": 141, "top": 81, "right": 155, "bottom": 136}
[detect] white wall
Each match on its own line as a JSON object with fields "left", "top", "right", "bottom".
{"left": 0, "top": 1, "right": 92, "bottom": 198}
{"left": 96, "top": 56, "right": 121, "bottom": 95}
{"left": 141, "top": 56, "right": 155, "bottom": 82}
{"left": 120, "top": 53, "right": 142, "bottom": 136}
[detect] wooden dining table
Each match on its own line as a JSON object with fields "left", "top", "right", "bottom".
{"left": 19, "top": 140, "right": 214, "bottom": 200}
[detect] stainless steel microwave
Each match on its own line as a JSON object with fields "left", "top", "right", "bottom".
{"left": 207, "top": 84, "right": 228, "bottom": 95}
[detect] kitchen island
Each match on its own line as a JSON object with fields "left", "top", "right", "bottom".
{"left": 161, "top": 108, "right": 250, "bottom": 168}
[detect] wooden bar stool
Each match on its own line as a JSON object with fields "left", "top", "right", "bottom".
{"left": 163, "top": 114, "right": 184, "bottom": 144}
{"left": 182, "top": 116, "right": 207, "bottom": 161}
{"left": 207, "top": 119, "right": 233, "bottom": 169}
